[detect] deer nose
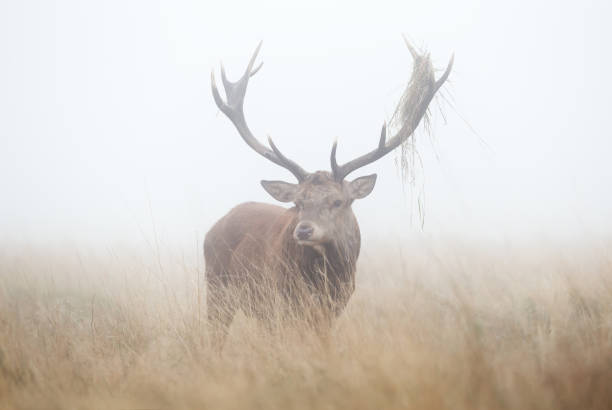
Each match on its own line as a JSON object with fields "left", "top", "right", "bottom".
{"left": 295, "top": 223, "right": 314, "bottom": 240}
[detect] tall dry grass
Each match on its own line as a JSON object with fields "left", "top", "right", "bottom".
{"left": 1, "top": 236, "right": 611, "bottom": 409}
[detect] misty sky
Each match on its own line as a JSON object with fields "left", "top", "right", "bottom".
{"left": 1, "top": 0, "right": 611, "bottom": 249}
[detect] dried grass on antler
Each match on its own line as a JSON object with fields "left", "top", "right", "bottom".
{"left": 388, "top": 40, "right": 450, "bottom": 185}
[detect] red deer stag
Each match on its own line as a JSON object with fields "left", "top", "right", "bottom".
{"left": 206, "top": 40, "right": 453, "bottom": 348}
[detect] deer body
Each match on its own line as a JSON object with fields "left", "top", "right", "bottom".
{"left": 205, "top": 40, "right": 453, "bottom": 348}
{"left": 205, "top": 172, "right": 366, "bottom": 346}
{"left": 205, "top": 198, "right": 358, "bottom": 318}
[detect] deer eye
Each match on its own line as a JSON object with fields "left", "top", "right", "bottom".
{"left": 332, "top": 199, "right": 343, "bottom": 208}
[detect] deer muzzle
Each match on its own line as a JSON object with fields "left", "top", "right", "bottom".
{"left": 294, "top": 221, "right": 326, "bottom": 246}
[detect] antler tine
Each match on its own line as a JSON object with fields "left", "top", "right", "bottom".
{"left": 250, "top": 61, "right": 264, "bottom": 77}
{"left": 220, "top": 63, "right": 231, "bottom": 92}
{"left": 331, "top": 39, "right": 453, "bottom": 181}
{"left": 267, "top": 136, "right": 308, "bottom": 181}
{"left": 402, "top": 34, "right": 419, "bottom": 60}
{"left": 378, "top": 123, "right": 387, "bottom": 149}
{"left": 245, "top": 41, "right": 263, "bottom": 77}
{"left": 211, "top": 70, "right": 229, "bottom": 115}
{"left": 434, "top": 53, "right": 454, "bottom": 93}
{"left": 330, "top": 139, "right": 340, "bottom": 177}
{"left": 211, "top": 42, "right": 308, "bottom": 182}
{"left": 330, "top": 124, "right": 385, "bottom": 180}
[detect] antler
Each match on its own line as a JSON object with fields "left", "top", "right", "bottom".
{"left": 330, "top": 38, "right": 454, "bottom": 181}
{"left": 211, "top": 42, "right": 308, "bottom": 182}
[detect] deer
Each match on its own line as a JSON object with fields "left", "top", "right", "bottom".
{"left": 205, "top": 39, "right": 453, "bottom": 349}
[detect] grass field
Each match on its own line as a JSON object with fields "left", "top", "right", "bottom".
{"left": 1, "top": 236, "right": 611, "bottom": 409}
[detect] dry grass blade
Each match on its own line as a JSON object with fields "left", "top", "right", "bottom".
{"left": 1, "top": 239, "right": 612, "bottom": 409}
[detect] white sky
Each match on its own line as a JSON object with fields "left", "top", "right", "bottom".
{"left": 1, "top": 0, "right": 611, "bottom": 249}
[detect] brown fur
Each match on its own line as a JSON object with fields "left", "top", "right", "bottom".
{"left": 205, "top": 172, "right": 363, "bottom": 348}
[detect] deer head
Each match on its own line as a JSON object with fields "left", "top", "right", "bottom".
{"left": 211, "top": 40, "right": 453, "bottom": 248}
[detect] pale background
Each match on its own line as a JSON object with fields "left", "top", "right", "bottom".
{"left": 1, "top": 0, "right": 610, "bottom": 252}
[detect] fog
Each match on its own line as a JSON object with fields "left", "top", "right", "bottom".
{"left": 1, "top": 0, "right": 611, "bottom": 250}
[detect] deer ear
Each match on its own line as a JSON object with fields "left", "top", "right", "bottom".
{"left": 261, "top": 180, "right": 299, "bottom": 202}
{"left": 348, "top": 174, "right": 377, "bottom": 199}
